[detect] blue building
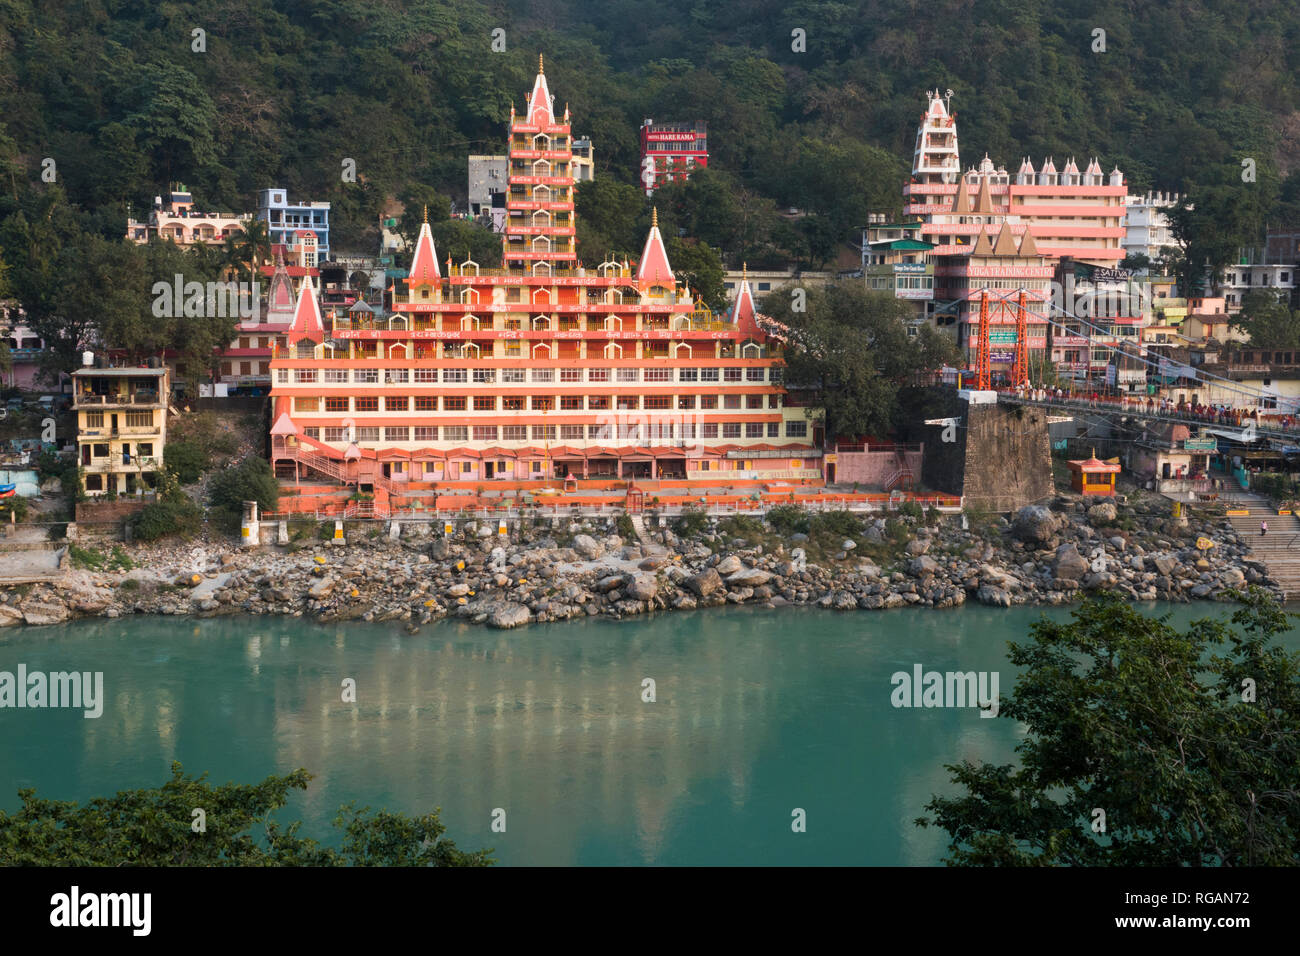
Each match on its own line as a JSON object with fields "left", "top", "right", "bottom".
{"left": 258, "top": 188, "right": 331, "bottom": 263}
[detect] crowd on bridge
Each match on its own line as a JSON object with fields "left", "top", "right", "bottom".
{"left": 1006, "top": 385, "right": 1300, "bottom": 434}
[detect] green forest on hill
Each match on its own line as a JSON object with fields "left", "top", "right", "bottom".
{"left": 0, "top": 0, "right": 1297, "bottom": 371}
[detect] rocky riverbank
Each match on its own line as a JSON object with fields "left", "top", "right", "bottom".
{"left": 0, "top": 493, "right": 1279, "bottom": 630}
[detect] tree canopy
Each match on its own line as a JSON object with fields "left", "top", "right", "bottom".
{"left": 917, "top": 592, "right": 1300, "bottom": 866}
{"left": 1231, "top": 289, "right": 1300, "bottom": 350}
{"left": 761, "top": 282, "right": 959, "bottom": 440}
{"left": 0, "top": 763, "right": 493, "bottom": 866}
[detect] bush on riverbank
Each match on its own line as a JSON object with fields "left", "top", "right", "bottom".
{"left": 208, "top": 457, "right": 279, "bottom": 534}
{"left": 131, "top": 499, "right": 203, "bottom": 542}
{"left": 918, "top": 589, "right": 1300, "bottom": 865}
{"left": 0, "top": 763, "right": 494, "bottom": 866}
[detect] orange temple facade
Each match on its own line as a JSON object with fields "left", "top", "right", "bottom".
{"left": 268, "top": 58, "right": 820, "bottom": 496}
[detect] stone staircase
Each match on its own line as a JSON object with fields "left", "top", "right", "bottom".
{"left": 1223, "top": 493, "right": 1300, "bottom": 599}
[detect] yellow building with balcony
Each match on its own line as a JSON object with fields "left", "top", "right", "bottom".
{"left": 73, "top": 366, "right": 169, "bottom": 496}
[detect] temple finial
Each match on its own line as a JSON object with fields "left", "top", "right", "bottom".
{"left": 422, "top": 204, "right": 428, "bottom": 224}
{"left": 652, "top": 206, "right": 658, "bottom": 228}
{"left": 743, "top": 261, "right": 748, "bottom": 279}
{"left": 539, "top": 54, "right": 544, "bottom": 73}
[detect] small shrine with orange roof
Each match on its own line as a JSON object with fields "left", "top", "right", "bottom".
{"left": 1067, "top": 449, "right": 1120, "bottom": 496}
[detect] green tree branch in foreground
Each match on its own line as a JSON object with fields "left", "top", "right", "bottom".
{"left": 917, "top": 590, "right": 1300, "bottom": 866}
{"left": 0, "top": 763, "right": 494, "bottom": 866}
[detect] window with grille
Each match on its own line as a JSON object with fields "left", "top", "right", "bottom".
{"left": 502, "top": 368, "right": 526, "bottom": 383}
{"left": 532, "top": 368, "right": 555, "bottom": 382}
{"left": 414, "top": 427, "right": 439, "bottom": 441}
{"left": 560, "top": 396, "right": 582, "bottom": 410}
{"left": 474, "top": 396, "right": 496, "bottom": 411}
{"left": 323, "top": 427, "right": 347, "bottom": 442}
{"left": 724, "top": 395, "right": 741, "bottom": 409}
{"left": 302, "top": 427, "right": 320, "bottom": 439}
{"left": 385, "top": 369, "right": 409, "bottom": 384}
{"left": 561, "top": 425, "right": 583, "bottom": 440}
{"left": 701, "top": 368, "right": 720, "bottom": 382}
{"left": 700, "top": 396, "right": 718, "bottom": 409}
{"left": 644, "top": 396, "right": 670, "bottom": 409}
{"left": 443, "top": 426, "right": 467, "bottom": 442}
{"left": 325, "top": 397, "right": 349, "bottom": 412}
{"left": 503, "top": 396, "right": 525, "bottom": 411}
{"left": 617, "top": 368, "right": 638, "bottom": 382}
{"left": 746, "top": 395, "right": 764, "bottom": 409}
{"left": 355, "top": 369, "right": 378, "bottom": 384}
{"left": 502, "top": 425, "right": 527, "bottom": 441}
{"left": 786, "top": 420, "right": 807, "bottom": 437}
{"left": 415, "top": 396, "right": 438, "bottom": 411}
{"left": 531, "top": 396, "right": 554, "bottom": 410}
{"left": 355, "top": 397, "right": 379, "bottom": 412}
{"left": 444, "top": 369, "right": 467, "bottom": 383}
{"left": 767, "top": 422, "right": 780, "bottom": 437}
{"left": 473, "top": 368, "right": 496, "bottom": 383}
{"left": 644, "top": 368, "right": 670, "bottom": 382}
{"left": 325, "top": 369, "right": 348, "bottom": 383}
{"left": 560, "top": 368, "right": 582, "bottom": 382}
{"left": 745, "top": 423, "right": 764, "bottom": 438}
{"left": 295, "top": 398, "right": 319, "bottom": 413}
{"left": 473, "top": 425, "right": 498, "bottom": 441}
{"left": 746, "top": 367, "right": 765, "bottom": 382}
{"left": 294, "top": 369, "right": 317, "bottom": 383}
{"left": 355, "top": 427, "right": 380, "bottom": 442}
{"left": 384, "top": 427, "right": 410, "bottom": 442}
{"left": 724, "top": 367, "right": 742, "bottom": 382}
{"left": 415, "top": 369, "right": 437, "bottom": 382}
{"left": 444, "top": 396, "right": 467, "bottom": 411}
{"left": 723, "top": 423, "right": 742, "bottom": 438}
{"left": 588, "top": 368, "right": 609, "bottom": 382}
{"left": 679, "top": 368, "right": 698, "bottom": 382}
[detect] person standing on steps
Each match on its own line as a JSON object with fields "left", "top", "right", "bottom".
{"left": 1261, "top": 519, "right": 1268, "bottom": 537}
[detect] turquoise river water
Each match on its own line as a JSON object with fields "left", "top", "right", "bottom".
{"left": 2, "top": 604, "right": 1297, "bottom": 865}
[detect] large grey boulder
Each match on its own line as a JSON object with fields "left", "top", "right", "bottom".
{"left": 1053, "top": 543, "right": 1089, "bottom": 580}
{"left": 685, "top": 568, "right": 723, "bottom": 597}
{"left": 975, "top": 585, "right": 1012, "bottom": 607}
{"left": 1087, "top": 502, "right": 1118, "bottom": 527}
{"left": 624, "top": 574, "right": 658, "bottom": 602}
{"left": 487, "top": 603, "right": 532, "bottom": 629}
{"left": 21, "top": 601, "right": 69, "bottom": 626}
{"left": 716, "top": 555, "right": 744, "bottom": 575}
{"left": 909, "top": 555, "right": 939, "bottom": 578}
{"left": 572, "top": 534, "right": 603, "bottom": 559}
{"left": 727, "top": 567, "right": 773, "bottom": 588}
{"left": 1012, "top": 505, "right": 1061, "bottom": 544}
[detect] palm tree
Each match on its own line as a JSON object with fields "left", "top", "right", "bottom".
{"left": 226, "top": 218, "right": 272, "bottom": 284}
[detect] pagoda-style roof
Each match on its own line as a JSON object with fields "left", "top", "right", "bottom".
{"left": 1067, "top": 454, "right": 1121, "bottom": 473}
{"left": 635, "top": 208, "right": 674, "bottom": 285}
{"left": 286, "top": 276, "right": 324, "bottom": 344}
{"left": 406, "top": 219, "right": 440, "bottom": 286}
{"left": 526, "top": 55, "right": 553, "bottom": 125}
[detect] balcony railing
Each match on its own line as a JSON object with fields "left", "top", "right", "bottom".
{"left": 74, "top": 392, "right": 164, "bottom": 407}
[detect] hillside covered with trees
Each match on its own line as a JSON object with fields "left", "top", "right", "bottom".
{"left": 0, "top": 0, "right": 1298, "bottom": 282}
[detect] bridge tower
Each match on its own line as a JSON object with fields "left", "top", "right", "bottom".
{"left": 974, "top": 291, "right": 991, "bottom": 390}
{"left": 1011, "top": 289, "right": 1029, "bottom": 388}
